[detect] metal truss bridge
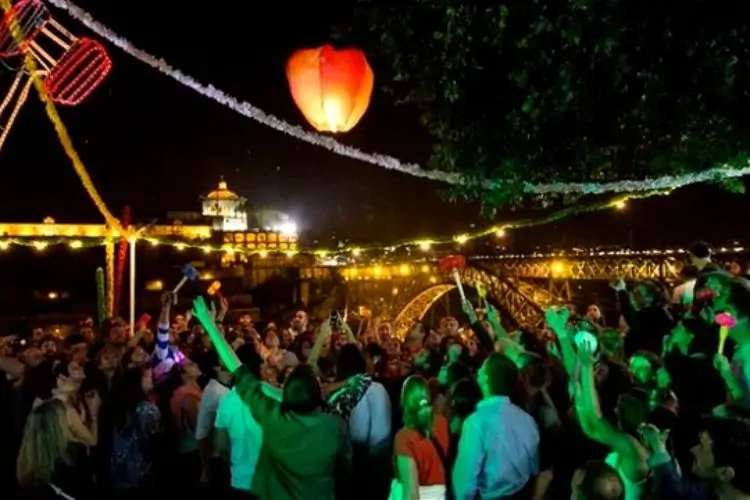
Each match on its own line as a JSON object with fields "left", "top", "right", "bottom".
{"left": 333, "top": 247, "right": 746, "bottom": 338}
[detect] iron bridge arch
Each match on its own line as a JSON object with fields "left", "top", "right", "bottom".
{"left": 392, "top": 266, "right": 566, "bottom": 339}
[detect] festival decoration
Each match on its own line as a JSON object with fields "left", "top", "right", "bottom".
{"left": 95, "top": 266, "right": 106, "bottom": 325}
{"left": 439, "top": 255, "right": 467, "bottom": 301}
{"left": 104, "top": 238, "right": 115, "bottom": 316}
{"left": 44, "top": 36, "right": 112, "bottom": 105}
{"left": 3, "top": 234, "right": 744, "bottom": 264}
{"left": 0, "top": 0, "right": 47, "bottom": 150}
{"left": 715, "top": 312, "right": 736, "bottom": 354}
{"left": 45, "top": 0, "right": 750, "bottom": 196}
{"left": 0, "top": 189, "right": 656, "bottom": 257}
{"left": 286, "top": 45, "right": 373, "bottom": 133}
{"left": 113, "top": 206, "right": 130, "bottom": 315}
{"left": 0, "top": 1, "right": 111, "bottom": 150}
{"left": 0, "top": 0, "right": 121, "bottom": 233}
{"left": 0, "top": 187, "right": 747, "bottom": 262}
{"left": 0, "top": 0, "right": 48, "bottom": 57}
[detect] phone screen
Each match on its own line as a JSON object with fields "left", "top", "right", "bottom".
{"left": 329, "top": 310, "right": 342, "bottom": 328}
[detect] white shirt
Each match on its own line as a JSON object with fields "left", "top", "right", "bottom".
{"left": 672, "top": 279, "right": 696, "bottom": 305}
{"left": 349, "top": 381, "right": 392, "bottom": 456}
{"left": 195, "top": 379, "right": 230, "bottom": 441}
{"left": 215, "top": 384, "right": 282, "bottom": 491}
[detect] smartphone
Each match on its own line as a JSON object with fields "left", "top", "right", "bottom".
{"left": 329, "top": 310, "right": 341, "bottom": 329}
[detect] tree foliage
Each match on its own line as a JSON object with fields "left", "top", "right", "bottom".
{"left": 339, "top": 0, "right": 750, "bottom": 207}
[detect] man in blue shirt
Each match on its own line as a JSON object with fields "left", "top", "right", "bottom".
{"left": 453, "top": 353, "right": 540, "bottom": 499}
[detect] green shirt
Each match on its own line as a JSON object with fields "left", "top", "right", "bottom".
{"left": 235, "top": 366, "right": 352, "bottom": 499}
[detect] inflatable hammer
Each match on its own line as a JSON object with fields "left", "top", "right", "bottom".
{"left": 172, "top": 264, "right": 199, "bottom": 304}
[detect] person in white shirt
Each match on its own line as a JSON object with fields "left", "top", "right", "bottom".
{"left": 214, "top": 344, "right": 282, "bottom": 499}
{"left": 335, "top": 345, "right": 392, "bottom": 499}
{"left": 196, "top": 351, "right": 231, "bottom": 489}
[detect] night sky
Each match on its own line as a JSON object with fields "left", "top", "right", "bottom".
{"left": 1, "top": 0, "right": 749, "bottom": 251}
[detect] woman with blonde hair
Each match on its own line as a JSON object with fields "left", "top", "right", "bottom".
{"left": 390, "top": 375, "right": 450, "bottom": 500}
{"left": 17, "top": 398, "right": 92, "bottom": 498}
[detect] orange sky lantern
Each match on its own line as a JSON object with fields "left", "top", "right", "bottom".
{"left": 286, "top": 45, "right": 374, "bottom": 133}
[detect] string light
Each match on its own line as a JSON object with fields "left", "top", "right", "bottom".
{"left": 0, "top": 0, "right": 49, "bottom": 57}
{"left": 0, "top": 190, "right": 667, "bottom": 259}
{"left": 0, "top": 69, "right": 34, "bottom": 151}
{"left": 1, "top": 235, "right": 742, "bottom": 262}
{"left": 46, "top": 0, "right": 750, "bottom": 196}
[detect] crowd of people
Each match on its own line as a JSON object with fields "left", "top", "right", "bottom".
{"left": 1, "top": 240, "right": 750, "bottom": 499}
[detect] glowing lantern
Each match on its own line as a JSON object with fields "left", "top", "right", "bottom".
{"left": 286, "top": 44, "right": 374, "bottom": 133}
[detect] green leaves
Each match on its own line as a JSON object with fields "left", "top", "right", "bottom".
{"left": 343, "top": 0, "right": 750, "bottom": 209}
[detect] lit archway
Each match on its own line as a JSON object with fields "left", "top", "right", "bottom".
{"left": 392, "top": 266, "right": 565, "bottom": 339}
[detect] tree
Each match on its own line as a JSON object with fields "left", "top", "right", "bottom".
{"left": 339, "top": 0, "right": 750, "bottom": 208}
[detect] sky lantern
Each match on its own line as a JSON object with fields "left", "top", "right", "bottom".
{"left": 286, "top": 44, "right": 374, "bottom": 133}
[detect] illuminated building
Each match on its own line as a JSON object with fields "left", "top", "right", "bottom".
{"left": 201, "top": 179, "right": 248, "bottom": 231}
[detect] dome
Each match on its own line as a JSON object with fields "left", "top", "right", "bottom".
{"left": 203, "top": 180, "right": 244, "bottom": 201}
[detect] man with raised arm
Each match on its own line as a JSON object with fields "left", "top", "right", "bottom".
{"left": 192, "top": 297, "right": 352, "bottom": 500}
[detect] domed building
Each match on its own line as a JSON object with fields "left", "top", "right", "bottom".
{"left": 201, "top": 179, "right": 248, "bottom": 231}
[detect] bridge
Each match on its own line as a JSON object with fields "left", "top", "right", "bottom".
{"left": 333, "top": 247, "right": 746, "bottom": 338}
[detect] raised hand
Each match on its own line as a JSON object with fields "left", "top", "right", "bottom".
{"left": 544, "top": 306, "right": 570, "bottom": 335}
{"left": 191, "top": 296, "right": 214, "bottom": 325}
{"left": 461, "top": 298, "right": 478, "bottom": 323}
{"left": 639, "top": 423, "right": 670, "bottom": 453}
{"left": 610, "top": 279, "right": 626, "bottom": 292}
{"left": 160, "top": 291, "right": 174, "bottom": 306}
{"left": 576, "top": 336, "right": 596, "bottom": 366}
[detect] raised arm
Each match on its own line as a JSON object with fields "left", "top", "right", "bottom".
{"left": 461, "top": 299, "right": 494, "bottom": 352}
{"left": 574, "top": 344, "right": 645, "bottom": 482}
{"left": 155, "top": 292, "right": 173, "bottom": 362}
{"left": 191, "top": 297, "right": 278, "bottom": 426}
{"left": 545, "top": 307, "right": 577, "bottom": 376}
{"left": 307, "top": 319, "right": 331, "bottom": 369}
{"left": 342, "top": 320, "right": 358, "bottom": 345}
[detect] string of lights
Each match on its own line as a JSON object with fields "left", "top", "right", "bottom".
{"left": 2, "top": 234, "right": 745, "bottom": 262}
{"left": 0, "top": 190, "right": 677, "bottom": 259}
{"left": 47, "top": 0, "right": 750, "bottom": 196}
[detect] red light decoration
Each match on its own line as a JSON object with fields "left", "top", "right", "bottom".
{"left": 44, "top": 37, "right": 111, "bottom": 106}
{"left": 286, "top": 45, "right": 374, "bottom": 133}
{"left": 0, "top": 0, "right": 49, "bottom": 58}
{"left": 438, "top": 255, "right": 467, "bottom": 274}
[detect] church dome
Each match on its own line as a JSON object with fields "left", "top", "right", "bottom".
{"left": 203, "top": 180, "right": 243, "bottom": 201}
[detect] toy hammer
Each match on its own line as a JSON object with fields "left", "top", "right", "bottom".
{"left": 172, "top": 264, "right": 199, "bottom": 304}
{"left": 716, "top": 312, "right": 736, "bottom": 355}
{"left": 207, "top": 280, "right": 223, "bottom": 300}
{"left": 439, "top": 254, "right": 468, "bottom": 301}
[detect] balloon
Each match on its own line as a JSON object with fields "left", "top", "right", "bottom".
{"left": 286, "top": 44, "right": 374, "bottom": 133}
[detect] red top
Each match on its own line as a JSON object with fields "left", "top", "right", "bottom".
{"left": 394, "top": 415, "right": 450, "bottom": 486}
